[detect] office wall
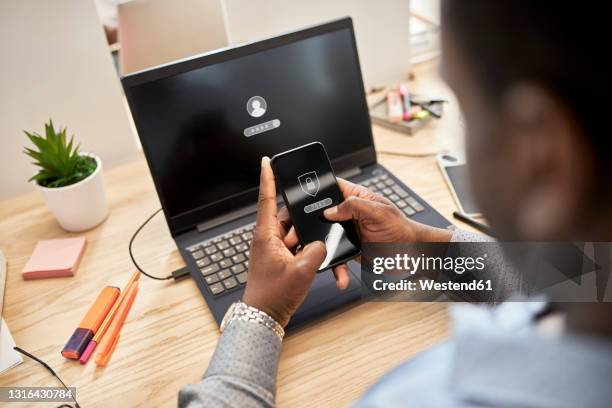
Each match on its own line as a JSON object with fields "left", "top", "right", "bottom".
{"left": 223, "top": 0, "right": 411, "bottom": 90}
{"left": 0, "top": 0, "right": 138, "bottom": 200}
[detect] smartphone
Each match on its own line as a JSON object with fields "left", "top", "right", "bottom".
{"left": 436, "top": 152, "right": 481, "bottom": 217}
{"left": 270, "top": 142, "right": 361, "bottom": 271}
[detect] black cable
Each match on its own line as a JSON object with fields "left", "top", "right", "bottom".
{"left": 13, "top": 346, "right": 80, "bottom": 408}
{"left": 128, "top": 208, "right": 172, "bottom": 280}
{"left": 128, "top": 208, "right": 191, "bottom": 281}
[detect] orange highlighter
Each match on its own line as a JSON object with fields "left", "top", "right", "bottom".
{"left": 95, "top": 280, "right": 139, "bottom": 366}
{"left": 61, "top": 286, "right": 120, "bottom": 359}
{"left": 79, "top": 270, "right": 140, "bottom": 364}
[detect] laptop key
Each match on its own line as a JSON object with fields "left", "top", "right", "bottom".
{"left": 209, "top": 282, "right": 224, "bottom": 295}
{"left": 229, "top": 236, "right": 242, "bottom": 245}
{"left": 217, "top": 241, "right": 230, "bottom": 250}
{"left": 200, "top": 264, "right": 219, "bottom": 276}
{"left": 241, "top": 232, "right": 253, "bottom": 241}
{"left": 231, "top": 264, "right": 245, "bottom": 274}
{"left": 396, "top": 200, "right": 407, "bottom": 208}
{"left": 196, "top": 257, "right": 211, "bottom": 268}
{"left": 389, "top": 194, "right": 400, "bottom": 202}
{"left": 236, "top": 243, "right": 249, "bottom": 252}
{"left": 232, "top": 254, "right": 246, "bottom": 264}
{"left": 384, "top": 178, "right": 394, "bottom": 186}
{"left": 205, "top": 274, "right": 219, "bottom": 285}
{"left": 393, "top": 186, "right": 409, "bottom": 198}
{"left": 217, "top": 269, "right": 232, "bottom": 280}
{"left": 211, "top": 252, "right": 223, "bottom": 262}
{"left": 223, "top": 277, "right": 238, "bottom": 289}
{"left": 406, "top": 197, "right": 425, "bottom": 212}
{"left": 376, "top": 182, "right": 386, "bottom": 189}
{"left": 382, "top": 188, "right": 393, "bottom": 196}
{"left": 223, "top": 248, "right": 236, "bottom": 257}
{"left": 204, "top": 245, "right": 218, "bottom": 255}
{"left": 219, "top": 259, "right": 233, "bottom": 269}
{"left": 236, "top": 272, "right": 248, "bottom": 284}
{"left": 403, "top": 206, "right": 416, "bottom": 216}
{"left": 192, "top": 249, "right": 205, "bottom": 260}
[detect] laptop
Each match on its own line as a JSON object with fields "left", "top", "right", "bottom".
{"left": 121, "top": 18, "right": 450, "bottom": 328}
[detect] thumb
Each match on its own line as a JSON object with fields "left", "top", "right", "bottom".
{"left": 293, "top": 241, "right": 327, "bottom": 276}
{"left": 324, "top": 196, "right": 377, "bottom": 222}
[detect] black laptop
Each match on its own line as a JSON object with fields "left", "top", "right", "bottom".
{"left": 121, "top": 17, "right": 450, "bottom": 328}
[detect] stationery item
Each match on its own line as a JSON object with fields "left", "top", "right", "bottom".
{"left": 79, "top": 270, "right": 140, "bottom": 364}
{"left": 452, "top": 211, "right": 492, "bottom": 235}
{"left": 386, "top": 90, "right": 403, "bottom": 123}
{"left": 398, "top": 84, "right": 412, "bottom": 120}
{"left": 369, "top": 96, "right": 438, "bottom": 135}
{"left": 21, "top": 237, "right": 87, "bottom": 280}
{"left": 414, "top": 110, "right": 430, "bottom": 120}
{"left": 0, "top": 318, "right": 22, "bottom": 374}
{"left": 61, "top": 286, "right": 120, "bottom": 359}
{"left": 95, "top": 281, "right": 139, "bottom": 366}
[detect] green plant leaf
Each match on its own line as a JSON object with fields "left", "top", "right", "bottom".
{"left": 23, "top": 119, "right": 94, "bottom": 187}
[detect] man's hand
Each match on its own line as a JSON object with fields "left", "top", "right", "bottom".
{"left": 322, "top": 178, "right": 453, "bottom": 287}
{"left": 242, "top": 157, "right": 327, "bottom": 327}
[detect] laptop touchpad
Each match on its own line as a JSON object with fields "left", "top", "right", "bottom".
{"left": 288, "top": 260, "right": 362, "bottom": 329}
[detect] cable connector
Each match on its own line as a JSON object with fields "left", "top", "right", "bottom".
{"left": 171, "top": 267, "right": 191, "bottom": 281}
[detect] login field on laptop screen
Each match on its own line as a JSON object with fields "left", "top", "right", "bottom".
{"left": 127, "top": 27, "right": 372, "bottom": 220}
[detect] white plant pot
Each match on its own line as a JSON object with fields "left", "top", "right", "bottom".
{"left": 33, "top": 153, "right": 109, "bottom": 232}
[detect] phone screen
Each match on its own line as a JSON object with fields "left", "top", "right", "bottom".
{"left": 271, "top": 142, "right": 360, "bottom": 270}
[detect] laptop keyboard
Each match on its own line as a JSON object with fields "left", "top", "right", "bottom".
{"left": 187, "top": 172, "right": 425, "bottom": 297}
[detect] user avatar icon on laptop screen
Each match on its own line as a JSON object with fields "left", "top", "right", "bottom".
{"left": 247, "top": 96, "right": 267, "bottom": 117}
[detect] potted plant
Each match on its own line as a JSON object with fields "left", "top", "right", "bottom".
{"left": 24, "top": 120, "right": 108, "bottom": 231}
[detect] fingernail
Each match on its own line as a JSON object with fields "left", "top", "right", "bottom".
{"left": 324, "top": 206, "right": 338, "bottom": 216}
{"left": 261, "top": 156, "right": 270, "bottom": 167}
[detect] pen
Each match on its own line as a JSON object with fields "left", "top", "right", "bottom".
{"left": 62, "top": 286, "right": 120, "bottom": 359}
{"left": 452, "top": 211, "right": 492, "bottom": 235}
{"left": 79, "top": 270, "right": 140, "bottom": 364}
{"left": 95, "top": 280, "right": 139, "bottom": 366}
{"left": 398, "top": 84, "right": 412, "bottom": 120}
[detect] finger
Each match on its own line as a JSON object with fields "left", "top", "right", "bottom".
{"left": 255, "top": 157, "right": 279, "bottom": 234}
{"left": 293, "top": 241, "right": 327, "bottom": 277}
{"left": 283, "top": 226, "right": 300, "bottom": 249}
{"left": 323, "top": 196, "right": 379, "bottom": 222}
{"left": 333, "top": 263, "right": 350, "bottom": 290}
{"left": 337, "top": 178, "right": 384, "bottom": 201}
{"left": 277, "top": 206, "right": 292, "bottom": 236}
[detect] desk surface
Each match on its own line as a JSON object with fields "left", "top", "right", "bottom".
{"left": 0, "top": 60, "right": 470, "bottom": 407}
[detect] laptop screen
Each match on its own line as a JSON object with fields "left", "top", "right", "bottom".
{"left": 124, "top": 20, "right": 374, "bottom": 231}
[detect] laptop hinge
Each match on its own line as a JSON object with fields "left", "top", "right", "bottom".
{"left": 337, "top": 166, "right": 362, "bottom": 179}
{"left": 196, "top": 203, "right": 258, "bottom": 233}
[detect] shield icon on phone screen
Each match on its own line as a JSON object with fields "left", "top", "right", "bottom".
{"left": 298, "top": 171, "right": 320, "bottom": 197}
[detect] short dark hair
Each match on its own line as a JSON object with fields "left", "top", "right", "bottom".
{"left": 442, "top": 1, "right": 611, "bottom": 169}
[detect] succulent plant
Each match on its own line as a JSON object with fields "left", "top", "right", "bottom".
{"left": 24, "top": 119, "right": 96, "bottom": 188}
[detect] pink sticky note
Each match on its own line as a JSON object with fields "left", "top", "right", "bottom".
{"left": 22, "top": 237, "right": 87, "bottom": 280}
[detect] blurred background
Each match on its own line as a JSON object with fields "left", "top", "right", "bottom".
{"left": 0, "top": 0, "right": 441, "bottom": 200}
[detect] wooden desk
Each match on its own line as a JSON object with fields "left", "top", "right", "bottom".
{"left": 0, "top": 60, "right": 470, "bottom": 407}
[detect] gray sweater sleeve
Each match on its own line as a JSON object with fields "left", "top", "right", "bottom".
{"left": 449, "top": 229, "right": 525, "bottom": 302}
{"left": 178, "top": 319, "right": 281, "bottom": 408}
{"left": 177, "top": 231, "right": 505, "bottom": 407}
